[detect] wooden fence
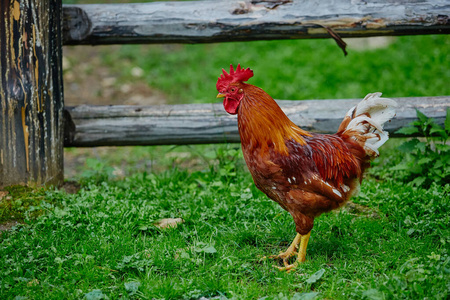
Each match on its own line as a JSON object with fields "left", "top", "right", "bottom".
{"left": 1, "top": 0, "right": 449, "bottom": 188}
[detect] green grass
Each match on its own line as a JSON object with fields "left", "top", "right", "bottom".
{"left": 0, "top": 186, "right": 51, "bottom": 223}
{"left": 1, "top": 143, "right": 449, "bottom": 299}
{"left": 96, "top": 35, "right": 450, "bottom": 103}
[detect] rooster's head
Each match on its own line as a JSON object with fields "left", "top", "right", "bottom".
{"left": 216, "top": 64, "right": 254, "bottom": 114}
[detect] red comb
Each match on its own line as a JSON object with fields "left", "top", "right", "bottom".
{"left": 216, "top": 64, "right": 254, "bottom": 91}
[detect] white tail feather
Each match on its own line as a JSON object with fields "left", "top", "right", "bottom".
{"left": 342, "top": 92, "right": 397, "bottom": 157}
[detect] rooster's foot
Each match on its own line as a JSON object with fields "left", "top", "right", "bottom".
{"left": 267, "top": 251, "right": 298, "bottom": 266}
{"left": 274, "top": 261, "right": 300, "bottom": 273}
{"left": 262, "top": 233, "right": 301, "bottom": 267}
{"left": 267, "top": 231, "right": 311, "bottom": 272}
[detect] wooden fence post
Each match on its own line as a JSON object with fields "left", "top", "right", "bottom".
{"left": 0, "top": 0, "right": 64, "bottom": 188}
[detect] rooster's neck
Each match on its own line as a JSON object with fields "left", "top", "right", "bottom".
{"left": 237, "top": 85, "right": 311, "bottom": 156}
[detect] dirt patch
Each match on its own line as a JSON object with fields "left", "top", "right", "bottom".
{"left": 63, "top": 46, "right": 167, "bottom": 106}
{"left": 0, "top": 220, "right": 20, "bottom": 233}
{"left": 0, "top": 190, "right": 8, "bottom": 199}
{"left": 61, "top": 181, "right": 82, "bottom": 194}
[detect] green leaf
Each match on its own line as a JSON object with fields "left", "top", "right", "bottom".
{"left": 362, "top": 288, "right": 385, "bottom": 300}
{"left": 416, "top": 142, "right": 427, "bottom": 152}
{"left": 202, "top": 246, "right": 217, "bottom": 254}
{"left": 395, "top": 126, "right": 419, "bottom": 135}
{"left": 411, "top": 120, "right": 422, "bottom": 127}
{"left": 305, "top": 268, "right": 325, "bottom": 284}
{"left": 407, "top": 228, "right": 415, "bottom": 236}
{"left": 138, "top": 225, "right": 149, "bottom": 231}
{"left": 430, "top": 126, "right": 445, "bottom": 134}
{"left": 84, "top": 289, "right": 108, "bottom": 300}
{"left": 398, "top": 139, "right": 420, "bottom": 153}
{"left": 406, "top": 268, "right": 427, "bottom": 282}
{"left": 124, "top": 281, "right": 141, "bottom": 295}
{"left": 194, "top": 242, "right": 217, "bottom": 254}
{"left": 434, "top": 160, "right": 444, "bottom": 169}
{"left": 416, "top": 109, "right": 429, "bottom": 123}
{"left": 292, "top": 292, "right": 319, "bottom": 300}
{"left": 410, "top": 164, "right": 423, "bottom": 174}
{"left": 391, "top": 163, "right": 409, "bottom": 171}
{"left": 435, "top": 144, "right": 450, "bottom": 152}
{"left": 411, "top": 177, "right": 426, "bottom": 187}
{"left": 445, "top": 108, "right": 450, "bottom": 131}
{"left": 417, "top": 157, "right": 433, "bottom": 165}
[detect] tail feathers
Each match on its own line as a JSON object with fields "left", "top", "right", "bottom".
{"left": 339, "top": 93, "right": 397, "bottom": 157}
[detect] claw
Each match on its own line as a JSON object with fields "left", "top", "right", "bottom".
{"left": 267, "top": 250, "right": 298, "bottom": 260}
{"left": 260, "top": 249, "right": 297, "bottom": 262}
{"left": 274, "top": 260, "right": 300, "bottom": 273}
{"left": 263, "top": 231, "right": 311, "bottom": 272}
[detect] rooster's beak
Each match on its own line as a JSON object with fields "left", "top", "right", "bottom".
{"left": 216, "top": 93, "right": 226, "bottom": 98}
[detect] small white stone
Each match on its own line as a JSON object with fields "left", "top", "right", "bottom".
{"left": 131, "top": 66, "right": 144, "bottom": 77}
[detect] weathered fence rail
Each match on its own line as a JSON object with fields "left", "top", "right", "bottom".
{"left": 64, "top": 96, "right": 450, "bottom": 147}
{"left": 63, "top": 0, "right": 450, "bottom": 45}
{"left": 1, "top": 0, "right": 449, "bottom": 188}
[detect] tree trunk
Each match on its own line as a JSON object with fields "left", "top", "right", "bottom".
{"left": 0, "top": 0, "right": 64, "bottom": 188}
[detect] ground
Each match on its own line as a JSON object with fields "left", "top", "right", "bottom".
{"left": 63, "top": 46, "right": 168, "bottom": 107}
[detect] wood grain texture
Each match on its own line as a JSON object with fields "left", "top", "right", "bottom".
{"left": 62, "top": 0, "right": 450, "bottom": 45}
{"left": 64, "top": 96, "right": 449, "bottom": 147}
{"left": 0, "top": 0, "right": 64, "bottom": 188}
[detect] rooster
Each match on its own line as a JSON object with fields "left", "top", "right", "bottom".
{"left": 216, "top": 64, "right": 397, "bottom": 271}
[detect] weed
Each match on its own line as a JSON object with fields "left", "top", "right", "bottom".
{"left": 0, "top": 186, "right": 63, "bottom": 223}
{"left": 393, "top": 109, "right": 450, "bottom": 188}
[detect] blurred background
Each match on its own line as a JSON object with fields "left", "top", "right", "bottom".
{"left": 62, "top": 0, "right": 450, "bottom": 180}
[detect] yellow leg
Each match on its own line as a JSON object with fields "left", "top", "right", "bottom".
{"left": 275, "top": 231, "right": 311, "bottom": 272}
{"left": 266, "top": 233, "right": 302, "bottom": 266}
{"left": 296, "top": 231, "right": 311, "bottom": 263}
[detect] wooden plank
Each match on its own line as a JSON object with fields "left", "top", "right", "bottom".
{"left": 0, "top": 0, "right": 64, "bottom": 188}
{"left": 64, "top": 96, "right": 449, "bottom": 147}
{"left": 62, "top": 0, "right": 450, "bottom": 45}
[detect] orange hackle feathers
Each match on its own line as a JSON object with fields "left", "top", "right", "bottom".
{"left": 216, "top": 64, "right": 311, "bottom": 155}
{"left": 237, "top": 85, "right": 311, "bottom": 156}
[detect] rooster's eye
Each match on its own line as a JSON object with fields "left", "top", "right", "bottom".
{"left": 230, "top": 88, "right": 236, "bottom": 92}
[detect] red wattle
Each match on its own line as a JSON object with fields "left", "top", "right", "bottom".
{"left": 223, "top": 98, "right": 240, "bottom": 115}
